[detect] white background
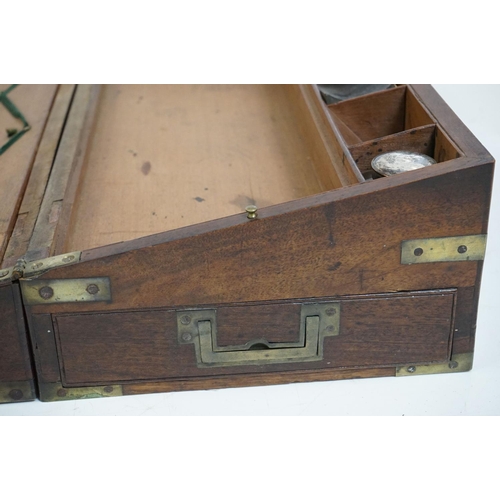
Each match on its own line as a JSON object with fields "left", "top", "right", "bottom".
{"left": 1, "top": 84, "right": 498, "bottom": 416}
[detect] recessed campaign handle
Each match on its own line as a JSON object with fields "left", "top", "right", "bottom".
{"left": 177, "top": 303, "right": 340, "bottom": 368}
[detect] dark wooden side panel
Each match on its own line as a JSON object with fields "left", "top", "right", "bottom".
{"left": 53, "top": 290, "right": 455, "bottom": 387}
{"left": 0, "top": 283, "right": 35, "bottom": 403}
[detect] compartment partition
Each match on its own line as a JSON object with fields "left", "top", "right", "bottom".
{"left": 328, "top": 85, "right": 463, "bottom": 179}
{"left": 349, "top": 124, "right": 437, "bottom": 176}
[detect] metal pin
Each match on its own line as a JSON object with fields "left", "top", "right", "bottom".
{"left": 245, "top": 205, "right": 258, "bottom": 220}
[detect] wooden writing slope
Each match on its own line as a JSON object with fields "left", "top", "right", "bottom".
{"left": 0, "top": 84, "right": 494, "bottom": 403}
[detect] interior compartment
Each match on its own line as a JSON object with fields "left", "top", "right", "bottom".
{"left": 327, "top": 85, "right": 435, "bottom": 146}
{"left": 63, "top": 85, "right": 360, "bottom": 253}
{"left": 326, "top": 85, "right": 464, "bottom": 180}
{"left": 349, "top": 125, "right": 436, "bottom": 177}
{"left": 349, "top": 124, "right": 463, "bottom": 179}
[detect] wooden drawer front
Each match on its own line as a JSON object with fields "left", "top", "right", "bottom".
{"left": 52, "top": 290, "right": 455, "bottom": 387}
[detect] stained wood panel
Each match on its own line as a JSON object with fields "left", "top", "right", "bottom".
{"left": 53, "top": 290, "right": 455, "bottom": 386}
{"left": 0, "top": 284, "right": 32, "bottom": 383}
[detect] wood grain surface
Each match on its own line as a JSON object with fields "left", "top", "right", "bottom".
{"left": 327, "top": 86, "right": 407, "bottom": 145}
{"left": 121, "top": 367, "right": 395, "bottom": 395}
{"left": 0, "top": 283, "right": 33, "bottom": 383}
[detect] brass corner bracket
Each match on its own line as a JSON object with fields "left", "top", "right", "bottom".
{"left": 0, "top": 381, "right": 36, "bottom": 404}
{"left": 401, "top": 235, "right": 486, "bottom": 264}
{"left": 39, "top": 382, "right": 123, "bottom": 402}
{"left": 396, "top": 352, "right": 473, "bottom": 377}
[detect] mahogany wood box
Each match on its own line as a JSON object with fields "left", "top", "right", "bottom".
{"left": 0, "top": 84, "right": 494, "bottom": 403}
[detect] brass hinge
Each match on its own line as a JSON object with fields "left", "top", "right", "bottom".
{"left": 0, "top": 251, "right": 81, "bottom": 283}
{"left": 23, "top": 251, "right": 82, "bottom": 278}
{"left": 401, "top": 235, "right": 487, "bottom": 264}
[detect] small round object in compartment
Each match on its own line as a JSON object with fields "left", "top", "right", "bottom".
{"left": 371, "top": 151, "right": 437, "bottom": 177}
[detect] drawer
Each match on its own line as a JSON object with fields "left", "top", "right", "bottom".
{"left": 42, "top": 290, "right": 455, "bottom": 389}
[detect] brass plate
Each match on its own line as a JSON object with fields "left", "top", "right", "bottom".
{"left": 0, "top": 381, "right": 35, "bottom": 403}
{"left": 178, "top": 302, "right": 340, "bottom": 368}
{"left": 0, "top": 266, "right": 14, "bottom": 284}
{"left": 21, "top": 277, "right": 111, "bottom": 305}
{"left": 401, "top": 235, "right": 487, "bottom": 264}
{"left": 39, "top": 383, "right": 123, "bottom": 402}
{"left": 396, "top": 353, "right": 473, "bottom": 376}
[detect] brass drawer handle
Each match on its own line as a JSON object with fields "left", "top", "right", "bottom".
{"left": 177, "top": 303, "right": 340, "bottom": 368}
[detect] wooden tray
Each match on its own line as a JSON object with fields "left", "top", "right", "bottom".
{"left": 0, "top": 84, "right": 494, "bottom": 403}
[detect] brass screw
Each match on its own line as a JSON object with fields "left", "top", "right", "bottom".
{"left": 104, "top": 386, "right": 114, "bottom": 393}
{"left": 39, "top": 286, "right": 54, "bottom": 300}
{"left": 457, "top": 245, "right": 468, "bottom": 254}
{"left": 407, "top": 366, "right": 416, "bottom": 373}
{"left": 182, "top": 332, "right": 193, "bottom": 342}
{"left": 62, "top": 255, "right": 75, "bottom": 263}
{"left": 9, "top": 389, "right": 23, "bottom": 401}
{"left": 180, "top": 315, "right": 191, "bottom": 325}
{"left": 245, "top": 205, "right": 258, "bottom": 220}
{"left": 325, "top": 325, "right": 335, "bottom": 333}
{"left": 86, "top": 284, "right": 99, "bottom": 295}
{"left": 449, "top": 360, "right": 459, "bottom": 369}
{"left": 414, "top": 248, "right": 424, "bottom": 257}
{"left": 325, "top": 307, "right": 337, "bottom": 316}
{"left": 57, "top": 389, "right": 67, "bottom": 398}
{"left": 31, "top": 262, "right": 44, "bottom": 270}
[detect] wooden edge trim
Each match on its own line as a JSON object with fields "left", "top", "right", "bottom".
{"left": 349, "top": 123, "right": 436, "bottom": 151}
{"left": 2, "top": 85, "right": 76, "bottom": 268}
{"left": 302, "top": 85, "right": 365, "bottom": 185}
{"left": 25, "top": 85, "right": 101, "bottom": 262}
{"left": 409, "top": 85, "right": 493, "bottom": 160}
{"left": 127, "top": 367, "right": 396, "bottom": 396}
